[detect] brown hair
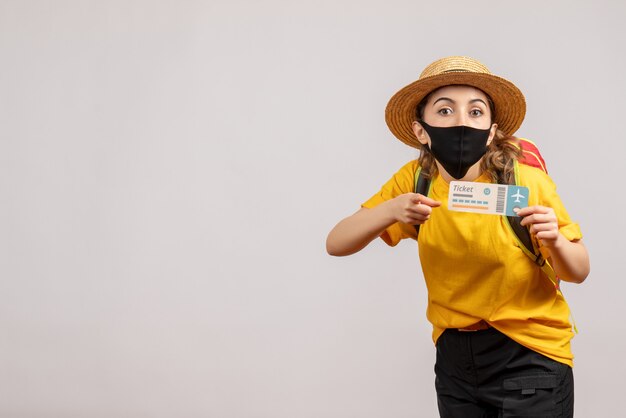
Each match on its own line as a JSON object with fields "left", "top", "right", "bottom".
{"left": 414, "top": 88, "right": 521, "bottom": 184}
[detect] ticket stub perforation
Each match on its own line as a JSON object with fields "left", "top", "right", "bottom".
{"left": 448, "top": 181, "right": 529, "bottom": 216}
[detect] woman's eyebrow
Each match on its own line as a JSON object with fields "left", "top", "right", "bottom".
{"left": 469, "top": 98, "right": 488, "bottom": 106}
{"left": 432, "top": 97, "right": 454, "bottom": 106}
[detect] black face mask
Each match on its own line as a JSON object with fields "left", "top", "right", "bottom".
{"left": 420, "top": 121, "right": 491, "bottom": 180}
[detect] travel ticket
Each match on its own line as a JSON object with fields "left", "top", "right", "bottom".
{"left": 448, "top": 181, "right": 529, "bottom": 217}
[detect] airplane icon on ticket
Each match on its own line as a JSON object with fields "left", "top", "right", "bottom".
{"left": 511, "top": 188, "right": 526, "bottom": 203}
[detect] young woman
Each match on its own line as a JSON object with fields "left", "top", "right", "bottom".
{"left": 326, "top": 56, "right": 589, "bottom": 418}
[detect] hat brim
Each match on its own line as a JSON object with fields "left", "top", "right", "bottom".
{"left": 385, "top": 72, "right": 526, "bottom": 148}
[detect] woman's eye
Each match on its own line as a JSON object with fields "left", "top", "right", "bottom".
{"left": 438, "top": 108, "right": 452, "bottom": 116}
{"left": 470, "top": 109, "right": 483, "bottom": 116}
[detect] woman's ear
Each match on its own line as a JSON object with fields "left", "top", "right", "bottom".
{"left": 487, "top": 123, "right": 498, "bottom": 146}
{"left": 412, "top": 121, "right": 429, "bottom": 146}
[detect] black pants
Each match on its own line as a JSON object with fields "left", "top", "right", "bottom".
{"left": 435, "top": 327, "right": 574, "bottom": 418}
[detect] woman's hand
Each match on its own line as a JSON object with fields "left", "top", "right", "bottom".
{"left": 390, "top": 193, "right": 442, "bottom": 225}
{"left": 326, "top": 194, "right": 441, "bottom": 257}
{"left": 515, "top": 205, "right": 590, "bottom": 283}
{"left": 516, "top": 205, "right": 560, "bottom": 247}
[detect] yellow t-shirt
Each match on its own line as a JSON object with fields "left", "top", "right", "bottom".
{"left": 362, "top": 160, "right": 582, "bottom": 367}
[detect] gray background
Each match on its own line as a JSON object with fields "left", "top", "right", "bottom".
{"left": 1, "top": 0, "right": 624, "bottom": 417}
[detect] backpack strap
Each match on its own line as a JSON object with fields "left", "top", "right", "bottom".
{"left": 502, "top": 162, "right": 576, "bottom": 333}
{"left": 501, "top": 161, "right": 560, "bottom": 291}
{"left": 413, "top": 166, "right": 432, "bottom": 236}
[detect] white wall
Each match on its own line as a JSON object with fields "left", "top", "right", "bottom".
{"left": 1, "top": 0, "right": 624, "bottom": 416}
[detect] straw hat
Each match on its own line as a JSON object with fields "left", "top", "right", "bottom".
{"left": 385, "top": 56, "right": 526, "bottom": 148}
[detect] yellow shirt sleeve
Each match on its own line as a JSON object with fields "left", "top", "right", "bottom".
{"left": 361, "top": 160, "right": 419, "bottom": 246}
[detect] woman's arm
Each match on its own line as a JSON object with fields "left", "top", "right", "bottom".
{"left": 516, "top": 205, "right": 590, "bottom": 283}
{"left": 326, "top": 193, "right": 441, "bottom": 256}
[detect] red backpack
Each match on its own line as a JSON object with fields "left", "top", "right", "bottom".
{"left": 517, "top": 138, "right": 547, "bottom": 173}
